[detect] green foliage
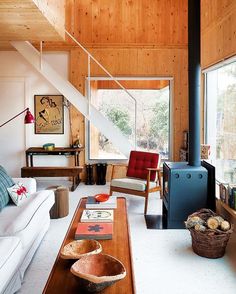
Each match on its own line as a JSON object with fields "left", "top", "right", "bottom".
{"left": 216, "top": 63, "right": 236, "bottom": 160}
{"left": 149, "top": 100, "right": 169, "bottom": 147}
{"left": 104, "top": 106, "right": 132, "bottom": 136}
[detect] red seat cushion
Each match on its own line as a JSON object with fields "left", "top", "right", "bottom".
{"left": 126, "top": 151, "right": 159, "bottom": 181}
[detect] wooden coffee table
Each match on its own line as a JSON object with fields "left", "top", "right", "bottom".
{"left": 43, "top": 197, "right": 135, "bottom": 293}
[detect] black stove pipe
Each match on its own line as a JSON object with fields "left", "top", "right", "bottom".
{"left": 188, "top": 0, "right": 201, "bottom": 167}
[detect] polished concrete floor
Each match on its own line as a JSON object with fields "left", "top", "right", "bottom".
{"left": 18, "top": 181, "right": 236, "bottom": 294}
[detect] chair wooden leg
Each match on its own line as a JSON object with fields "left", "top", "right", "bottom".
{"left": 144, "top": 194, "right": 148, "bottom": 214}
{"left": 159, "top": 188, "right": 163, "bottom": 198}
{"left": 109, "top": 187, "right": 113, "bottom": 196}
{"left": 157, "top": 171, "right": 162, "bottom": 198}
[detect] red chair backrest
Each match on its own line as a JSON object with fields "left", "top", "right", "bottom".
{"left": 126, "top": 151, "right": 159, "bottom": 181}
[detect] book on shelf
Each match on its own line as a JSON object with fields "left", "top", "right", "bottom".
{"left": 219, "top": 183, "right": 229, "bottom": 203}
{"left": 228, "top": 184, "right": 236, "bottom": 210}
{"left": 86, "top": 196, "right": 117, "bottom": 209}
{"left": 75, "top": 222, "right": 113, "bottom": 240}
{"left": 80, "top": 209, "right": 114, "bottom": 223}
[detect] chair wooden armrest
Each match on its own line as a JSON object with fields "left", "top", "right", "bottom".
{"left": 146, "top": 167, "right": 161, "bottom": 171}
{"left": 146, "top": 167, "right": 161, "bottom": 179}
{"left": 111, "top": 163, "right": 128, "bottom": 167}
{"left": 146, "top": 167, "right": 162, "bottom": 195}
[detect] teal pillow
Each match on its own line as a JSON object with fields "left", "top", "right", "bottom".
{"left": 0, "top": 166, "right": 15, "bottom": 211}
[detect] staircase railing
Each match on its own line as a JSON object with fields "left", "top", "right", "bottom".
{"left": 65, "top": 30, "right": 137, "bottom": 149}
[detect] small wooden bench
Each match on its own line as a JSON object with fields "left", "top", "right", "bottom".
{"left": 21, "top": 166, "right": 83, "bottom": 191}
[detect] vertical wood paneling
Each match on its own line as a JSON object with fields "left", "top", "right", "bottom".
{"left": 70, "top": 47, "right": 188, "bottom": 162}
{"left": 65, "top": 0, "right": 188, "bottom": 179}
{"left": 66, "top": 0, "right": 187, "bottom": 46}
{"left": 69, "top": 48, "right": 87, "bottom": 179}
{"left": 90, "top": 81, "right": 100, "bottom": 159}
{"left": 201, "top": 0, "right": 236, "bottom": 68}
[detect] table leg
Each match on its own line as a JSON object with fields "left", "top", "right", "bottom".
{"left": 74, "top": 152, "right": 80, "bottom": 166}
{"left": 75, "top": 152, "right": 81, "bottom": 184}
{"left": 74, "top": 153, "right": 77, "bottom": 166}
{"left": 30, "top": 155, "right": 33, "bottom": 167}
{"left": 26, "top": 155, "right": 29, "bottom": 167}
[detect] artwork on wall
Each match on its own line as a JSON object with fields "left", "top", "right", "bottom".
{"left": 34, "top": 95, "right": 64, "bottom": 134}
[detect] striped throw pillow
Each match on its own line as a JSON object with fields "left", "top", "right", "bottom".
{"left": 0, "top": 166, "right": 15, "bottom": 211}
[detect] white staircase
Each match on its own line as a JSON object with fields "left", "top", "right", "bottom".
{"left": 10, "top": 41, "right": 132, "bottom": 157}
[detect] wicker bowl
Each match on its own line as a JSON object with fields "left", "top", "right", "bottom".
{"left": 71, "top": 253, "right": 126, "bottom": 292}
{"left": 60, "top": 240, "right": 102, "bottom": 260}
{"left": 187, "top": 209, "right": 233, "bottom": 259}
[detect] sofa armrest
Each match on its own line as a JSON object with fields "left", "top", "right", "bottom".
{"left": 12, "top": 178, "right": 37, "bottom": 194}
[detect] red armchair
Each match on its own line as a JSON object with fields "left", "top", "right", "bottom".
{"left": 110, "top": 151, "right": 162, "bottom": 214}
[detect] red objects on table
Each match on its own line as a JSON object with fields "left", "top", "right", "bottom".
{"left": 94, "top": 193, "right": 110, "bottom": 202}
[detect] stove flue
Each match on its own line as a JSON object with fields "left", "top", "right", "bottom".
{"left": 162, "top": 0, "right": 208, "bottom": 229}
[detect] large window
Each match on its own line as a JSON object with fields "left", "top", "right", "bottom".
{"left": 205, "top": 61, "right": 236, "bottom": 183}
{"left": 88, "top": 80, "right": 170, "bottom": 161}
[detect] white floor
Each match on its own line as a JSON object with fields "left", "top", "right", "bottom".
{"left": 18, "top": 180, "right": 236, "bottom": 294}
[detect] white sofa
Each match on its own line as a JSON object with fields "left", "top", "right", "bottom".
{"left": 0, "top": 178, "right": 54, "bottom": 294}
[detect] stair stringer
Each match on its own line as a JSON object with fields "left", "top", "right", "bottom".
{"left": 10, "top": 41, "right": 133, "bottom": 158}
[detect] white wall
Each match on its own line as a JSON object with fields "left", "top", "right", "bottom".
{"left": 0, "top": 51, "right": 70, "bottom": 176}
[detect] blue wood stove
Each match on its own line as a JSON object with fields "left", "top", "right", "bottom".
{"left": 163, "top": 162, "right": 208, "bottom": 229}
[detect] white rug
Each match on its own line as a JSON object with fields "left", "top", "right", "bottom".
{"left": 17, "top": 181, "right": 236, "bottom": 294}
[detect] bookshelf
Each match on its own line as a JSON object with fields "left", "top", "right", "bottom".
{"left": 217, "top": 199, "right": 236, "bottom": 217}
{"left": 216, "top": 199, "right": 236, "bottom": 229}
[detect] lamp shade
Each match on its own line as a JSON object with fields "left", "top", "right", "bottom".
{"left": 24, "top": 109, "right": 35, "bottom": 124}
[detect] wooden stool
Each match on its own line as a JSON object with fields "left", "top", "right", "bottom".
{"left": 50, "top": 186, "right": 69, "bottom": 219}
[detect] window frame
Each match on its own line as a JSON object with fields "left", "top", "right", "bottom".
{"left": 203, "top": 56, "right": 236, "bottom": 183}
{"left": 85, "top": 76, "right": 174, "bottom": 163}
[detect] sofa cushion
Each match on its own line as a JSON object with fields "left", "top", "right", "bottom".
{"left": 13, "top": 177, "right": 37, "bottom": 195}
{"left": 0, "top": 190, "right": 54, "bottom": 236}
{"left": 0, "top": 166, "right": 15, "bottom": 211}
{"left": 111, "top": 178, "right": 157, "bottom": 192}
{"left": 7, "top": 182, "right": 30, "bottom": 206}
{"left": 0, "top": 236, "right": 22, "bottom": 294}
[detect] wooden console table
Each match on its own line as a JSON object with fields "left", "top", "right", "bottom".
{"left": 43, "top": 197, "right": 135, "bottom": 294}
{"left": 25, "top": 147, "right": 84, "bottom": 167}
{"left": 22, "top": 147, "right": 84, "bottom": 191}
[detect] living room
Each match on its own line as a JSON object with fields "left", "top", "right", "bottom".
{"left": 0, "top": 0, "right": 236, "bottom": 293}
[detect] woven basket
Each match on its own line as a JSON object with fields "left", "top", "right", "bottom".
{"left": 187, "top": 208, "right": 233, "bottom": 259}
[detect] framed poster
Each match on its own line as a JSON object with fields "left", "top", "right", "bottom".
{"left": 34, "top": 95, "right": 64, "bottom": 134}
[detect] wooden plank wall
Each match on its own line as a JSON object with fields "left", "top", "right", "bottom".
{"left": 201, "top": 0, "right": 236, "bottom": 69}
{"left": 66, "top": 0, "right": 188, "bottom": 181}
{"left": 66, "top": 0, "right": 187, "bottom": 47}
{"left": 70, "top": 49, "right": 188, "bottom": 180}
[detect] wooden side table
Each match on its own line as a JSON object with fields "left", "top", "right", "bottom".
{"left": 50, "top": 186, "right": 69, "bottom": 219}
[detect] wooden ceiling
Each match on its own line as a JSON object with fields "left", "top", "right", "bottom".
{"left": 0, "top": 0, "right": 65, "bottom": 49}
